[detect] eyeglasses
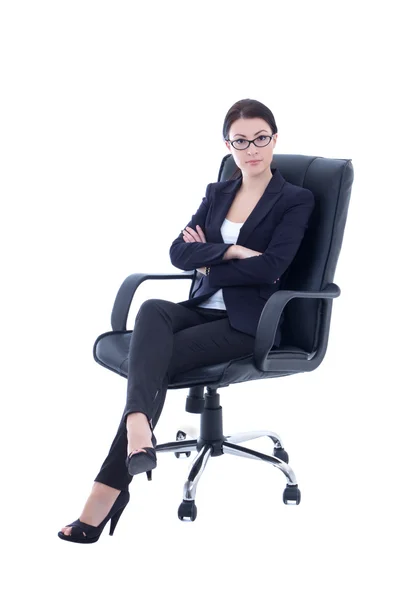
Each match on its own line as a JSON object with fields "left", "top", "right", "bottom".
{"left": 227, "top": 134, "right": 274, "bottom": 151}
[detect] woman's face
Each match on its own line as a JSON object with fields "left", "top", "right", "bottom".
{"left": 225, "top": 117, "right": 277, "bottom": 177}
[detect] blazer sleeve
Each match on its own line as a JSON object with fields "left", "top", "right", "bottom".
{"left": 207, "top": 190, "right": 315, "bottom": 287}
{"left": 169, "top": 182, "right": 235, "bottom": 270}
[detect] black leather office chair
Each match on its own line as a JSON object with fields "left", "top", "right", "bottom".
{"left": 93, "top": 153, "right": 354, "bottom": 521}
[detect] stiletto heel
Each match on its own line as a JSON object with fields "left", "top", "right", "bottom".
{"left": 109, "top": 505, "right": 126, "bottom": 536}
{"left": 58, "top": 489, "right": 130, "bottom": 544}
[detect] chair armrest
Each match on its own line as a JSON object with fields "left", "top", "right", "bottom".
{"left": 111, "top": 271, "right": 196, "bottom": 331}
{"left": 254, "top": 283, "right": 341, "bottom": 370}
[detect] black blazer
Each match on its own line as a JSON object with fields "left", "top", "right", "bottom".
{"left": 169, "top": 167, "right": 315, "bottom": 346}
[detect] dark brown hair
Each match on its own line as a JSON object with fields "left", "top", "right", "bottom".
{"left": 222, "top": 98, "right": 278, "bottom": 180}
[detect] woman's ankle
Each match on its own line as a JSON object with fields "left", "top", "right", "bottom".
{"left": 126, "top": 411, "right": 151, "bottom": 430}
{"left": 92, "top": 482, "right": 121, "bottom": 495}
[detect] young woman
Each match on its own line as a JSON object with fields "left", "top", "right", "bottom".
{"left": 58, "top": 98, "right": 315, "bottom": 543}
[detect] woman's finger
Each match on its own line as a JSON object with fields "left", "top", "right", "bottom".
{"left": 184, "top": 226, "right": 201, "bottom": 242}
{"left": 196, "top": 225, "right": 206, "bottom": 242}
{"left": 185, "top": 227, "right": 200, "bottom": 240}
{"left": 187, "top": 225, "right": 205, "bottom": 243}
{"left": 183, "top": 231, "right": 197, "bottom": 242}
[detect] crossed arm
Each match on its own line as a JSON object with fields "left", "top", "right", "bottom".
{"left": 169, "top": 185, "right": 315, "bottom": 286}
{"left": 182, "top": 225, "right": 278, "bottom": 279}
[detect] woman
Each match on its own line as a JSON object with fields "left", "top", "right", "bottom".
{"left": 58, "top": 98, "right": 315, "bottom": 543}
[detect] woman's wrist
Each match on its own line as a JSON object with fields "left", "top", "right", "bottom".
{"left": 223, "top": 245, "right": 239, "bottom": 260}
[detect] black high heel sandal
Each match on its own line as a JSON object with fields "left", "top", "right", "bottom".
{"left": 126, "top": 431, "right": 158, "bottom": 480}
{"left": 57, "top": 489, "right": 130, "bottom": 544}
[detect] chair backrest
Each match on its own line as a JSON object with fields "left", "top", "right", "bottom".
{"left": 217, "top": 153, "right": 354, "bottom": 352}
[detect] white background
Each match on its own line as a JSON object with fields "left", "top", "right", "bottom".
{"left": 1, "top": 1, "right": 398, "bottom": 598}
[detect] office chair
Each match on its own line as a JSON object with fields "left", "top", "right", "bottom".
{"left": 93, "top": 153, "right": 354, "bottom": 521}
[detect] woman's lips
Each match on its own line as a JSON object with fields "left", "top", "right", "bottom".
{"left": 248, "top": 160, "right": 261, "bottom": 164}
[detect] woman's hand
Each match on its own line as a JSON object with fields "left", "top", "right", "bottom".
{"left": 182, "top": 225, "right": 207, "bottom": 274}
{"left": 235, "top": 245, "right": 262, "bottom": 259}
{"left": 182, "top": 225, "right": 206, "bottom": 243}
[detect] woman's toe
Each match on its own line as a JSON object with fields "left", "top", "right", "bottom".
{"left": 61, "top": 525, "right": 86, "bottom": 537}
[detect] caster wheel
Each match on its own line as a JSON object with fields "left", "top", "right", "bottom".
{"left": 178, "top": 499, "right": 197, "bottom": 521}
{"left": 273, "top": 447, "right": 289, "bottom": 463}
{"left": 283, "top": 485, "right": 301, "bottom": 505}
{"left": 174, "top": 430, "right": 191, "bottom": 458}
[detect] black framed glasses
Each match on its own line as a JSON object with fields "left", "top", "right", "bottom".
{"left": 227, "top": 134, "right": 274, "bottom": 150}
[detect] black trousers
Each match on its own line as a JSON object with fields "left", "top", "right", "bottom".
{"left": 93, "top": 299, "right": 256, "bottom": 491}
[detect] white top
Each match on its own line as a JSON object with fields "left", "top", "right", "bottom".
{"left": 197, "top": 218, "right": 244, "bottom": 311}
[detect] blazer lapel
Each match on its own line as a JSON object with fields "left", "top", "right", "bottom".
{"left": 211, "top": 167, "right": 286, "bottom": 247}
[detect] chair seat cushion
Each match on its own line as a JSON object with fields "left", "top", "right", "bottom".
{"left": 93, "top": 331, "right": 312, "bottom": 389}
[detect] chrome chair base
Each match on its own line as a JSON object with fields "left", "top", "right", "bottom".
{"left": 155, "top": 427, "right": 301, "bottom": 521}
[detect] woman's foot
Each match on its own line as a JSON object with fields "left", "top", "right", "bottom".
{"left": 60, "top": 413, "right": 153, "bottom": 537}
{"left": 126, "top": 412, "right": 153, "bottom": 458}
{"left": 60, "top": 482, "right": 122, "bottom": 537}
